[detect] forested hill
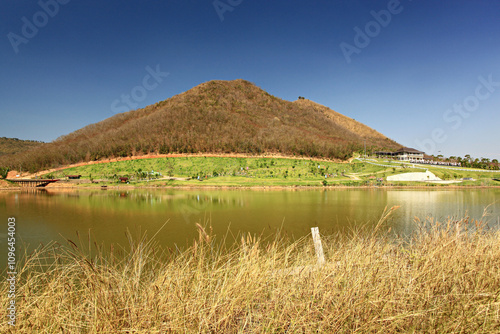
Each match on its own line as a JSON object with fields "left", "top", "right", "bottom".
{"left": 0, "top": 79, "right": 401, "bottom": 172}
{"left": 0, "top": 137, "right": 43, "bottom": 156}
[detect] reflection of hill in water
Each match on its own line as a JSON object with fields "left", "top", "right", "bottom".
{"left": 1, "top": 189, "right": 498, "bottom": 261}
{"left": 0, "top": 190, "right": 267, "bottom": 253}
{"left": 40, "top": 190, "right": 248, "bottom": 214}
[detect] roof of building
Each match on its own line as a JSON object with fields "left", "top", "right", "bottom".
{"left": 395, "top": 147, "right": 424, "bottom": 154}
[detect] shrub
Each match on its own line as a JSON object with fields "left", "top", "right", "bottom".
{"left": 0, "top": 166, "right": 9, "bottom": 179}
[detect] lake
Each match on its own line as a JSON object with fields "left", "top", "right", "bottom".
{"left": 1, "top": 188, "right": 499, "bottom": 267}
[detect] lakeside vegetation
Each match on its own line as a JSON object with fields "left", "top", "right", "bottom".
{"left": 428, "top": 154, "right": 499, "bottom": 170}
{"left": 39, "top": 156, "right": 500, "bottom": 187}
{"left": 2, "top": 212, "right": 499, "bottom": 333}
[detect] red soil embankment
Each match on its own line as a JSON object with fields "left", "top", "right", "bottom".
{"left": 0, "top": 179, "right": 19, "bottom": 189}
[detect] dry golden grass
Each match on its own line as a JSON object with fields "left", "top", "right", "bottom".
{"left": 2, "top": 211, "right": 500, "bottom": 333}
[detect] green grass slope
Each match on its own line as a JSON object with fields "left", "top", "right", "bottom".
{"left": 43, "top": 156, "right": 499, "bottom": 187}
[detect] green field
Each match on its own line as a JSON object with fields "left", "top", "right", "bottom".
{"left": 45, "top": 157, "right": 350, "bottom": 186}
{"left": 40, "top": 156, "right": 500, "bottom": 187}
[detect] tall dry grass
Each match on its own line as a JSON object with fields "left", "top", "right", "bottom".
{"left": 2, "top": 210, "right": 500, "bottom": 333}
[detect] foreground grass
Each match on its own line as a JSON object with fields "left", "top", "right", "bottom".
{"left": 2, "top": 213, "right": 500, "bottom": 333}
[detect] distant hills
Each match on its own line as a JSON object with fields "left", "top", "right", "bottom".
{"left": 0, "top": 137, "right": 43, "bottom": 157}
{"left": 0, "top": 79, "right": 401, "bottom": 172}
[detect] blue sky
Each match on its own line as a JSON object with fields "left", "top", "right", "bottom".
{"left": 1, "top": 0, "right": 499, "bottom": 159}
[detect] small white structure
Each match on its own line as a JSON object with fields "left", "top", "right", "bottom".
{"left": 387, "top": 170, "right": 441, "bottom": 182}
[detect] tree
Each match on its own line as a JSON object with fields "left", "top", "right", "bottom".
{"left": 0, "top": 167, "right": 9, "bottom": 179}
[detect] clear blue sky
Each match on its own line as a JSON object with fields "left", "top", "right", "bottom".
{"left": 1, "top": 0, "right": 499, "bottom": 159}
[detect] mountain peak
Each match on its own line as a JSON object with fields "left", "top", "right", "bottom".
{"left": 1, "top": 80, "right": 401, "bottom": 172}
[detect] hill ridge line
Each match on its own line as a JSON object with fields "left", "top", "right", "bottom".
{"left": 1, "top": 79, "right": 401, "bottom": 172}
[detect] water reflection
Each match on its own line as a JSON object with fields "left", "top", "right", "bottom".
{"left": 0, "top": 188, "right": 498, "bottom": 268}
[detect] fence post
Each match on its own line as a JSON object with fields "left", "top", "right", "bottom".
{"left": 311, "top": 227, "right": 325, "bottom": 267}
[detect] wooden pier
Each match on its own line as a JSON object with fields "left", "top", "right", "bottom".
{"left": 7, "top": 179, "right": 60, "bottom": 188}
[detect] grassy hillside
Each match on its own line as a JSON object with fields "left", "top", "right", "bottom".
{"left": 0, "top": 137, "right": 43, "bottom": 156}
{"left": 0, "top": 80, "right": 401, "bottom": 172}
{"left": 42, "top": 156, "right": 499, "bottom": 187}
{"left": 44, "top": 157, "right": 356, "bottom": 186}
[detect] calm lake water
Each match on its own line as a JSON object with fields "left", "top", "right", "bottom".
{"left": 1, "top": 188, "right": 499, "bottom": 267}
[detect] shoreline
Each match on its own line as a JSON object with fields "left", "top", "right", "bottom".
{"left": 2, "top": 183, "right": 499, "bottom": 191}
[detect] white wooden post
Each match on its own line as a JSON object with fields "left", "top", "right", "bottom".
{"left": 311, "top": 227, "right": 325, "bottom": 267}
